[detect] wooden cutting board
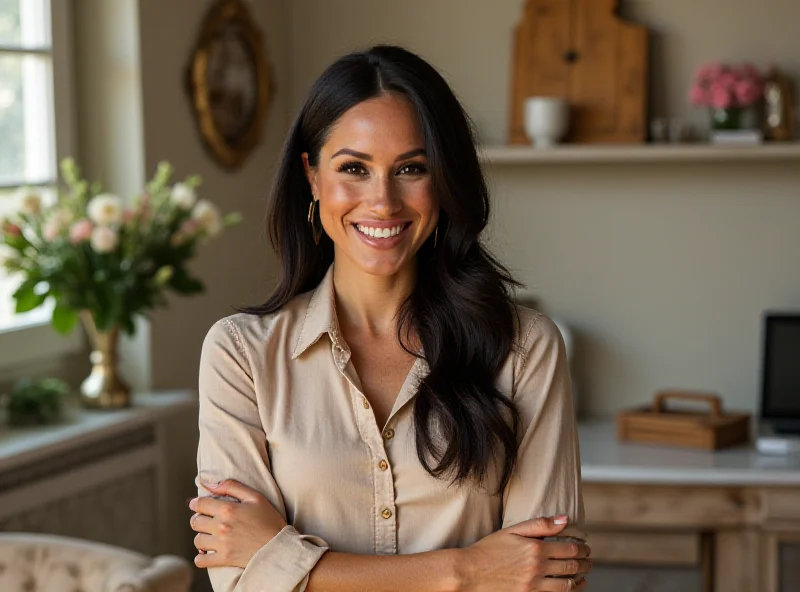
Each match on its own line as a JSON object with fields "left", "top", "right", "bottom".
{"left": 509, "top": 0, "right": 649, "bottom": 144}
{"left": 617, "top": 391, "right": 751, "bottom": 450}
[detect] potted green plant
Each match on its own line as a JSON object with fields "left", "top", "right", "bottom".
{"left": 2, "top": 378, "right": 70, "bottom": 427}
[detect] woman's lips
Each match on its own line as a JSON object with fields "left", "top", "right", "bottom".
{"left": 352, "top": 222, "right": 411, "bottom": 249}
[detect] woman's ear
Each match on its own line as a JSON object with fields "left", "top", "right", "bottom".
{"left": 301, "top": 152, "right": 318, "bottom": 200}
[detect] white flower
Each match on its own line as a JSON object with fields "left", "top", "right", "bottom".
{"left": 87, "top": 193, "right": 124, "bottom": 226}
{"left": 170, "top": 183, "right": 197, "bottom": 210}
{"left": 191, "top": 199, "right": 222, "bottom": 237}
{"left": 0, "top": 245, "right": 19, "bottom": 269}
{"left": 90, "top": 226, "right": 119, "bottom": 253}
{"left": 16, "top": 190, "right": 42, "bottom": 216}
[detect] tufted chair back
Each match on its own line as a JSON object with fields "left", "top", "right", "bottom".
{"left": 0, "top": 533, "right": 192, "bottom": 592}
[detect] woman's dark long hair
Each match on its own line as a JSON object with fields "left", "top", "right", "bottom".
{"left": 243, "top": 45, "right": 521, "bottom": 493}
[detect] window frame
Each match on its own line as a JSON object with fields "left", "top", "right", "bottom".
{"left": 0, "top": 0, "right": 83, "bottom": 372}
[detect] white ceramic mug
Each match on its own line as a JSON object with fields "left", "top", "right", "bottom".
{"left": 524, "top": 97, "right": 570, "bottom": 148}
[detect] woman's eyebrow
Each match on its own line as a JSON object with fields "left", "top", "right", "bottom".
{"left": 331, "top": 148, "right": 372, "bottom": 160}
{"left": 329, "top": 148, "right": 426, "bottom": 161}
{"left": 395, "top": 148, "right": 426, "bottom": 161}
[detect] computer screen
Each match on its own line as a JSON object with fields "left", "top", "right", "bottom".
{"left": 761, "top": 315, "right": 800, "bottom": 418}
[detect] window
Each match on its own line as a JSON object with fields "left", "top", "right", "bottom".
{"left": 0, "top": 0, "right": 81, "bottom": 368}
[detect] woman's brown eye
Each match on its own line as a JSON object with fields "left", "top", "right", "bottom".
{"left": 337, "top": 162, "right": 366, "bottom": 175}
{"left": 398, "top": 163, "right": 427, "bottom": 175}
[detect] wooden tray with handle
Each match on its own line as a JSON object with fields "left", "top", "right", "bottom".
{"left": 616, "top": 391, "right": 751, "bottom": 450}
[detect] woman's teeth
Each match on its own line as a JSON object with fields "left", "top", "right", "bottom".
{"left": 356, "top": 224, "right": 405, "bottom": 239}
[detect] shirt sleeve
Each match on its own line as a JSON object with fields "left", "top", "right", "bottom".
{"left": 198, "top": 318, "right": 330, "bottom": 592}
{"left": 501, "top": 313, "right": 587, "bottom": 541}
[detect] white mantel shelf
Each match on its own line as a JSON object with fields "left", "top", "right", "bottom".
{"left": 480, "top": 142, "right": 800, "bottom": 165}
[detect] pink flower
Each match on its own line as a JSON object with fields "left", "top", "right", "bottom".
{"left": 735, "top": 79, "right": 761, "bottom": 106}
{"left": 170, "top": 219, "right": 200, "bottom": 246}
{"left": 710, "top": 83, "right": 733, "bottom": 109}
{"left": 43, "top": 219, "right": 63, "bottom": 241}
{"left": 90, "top": 226, "right": 119, "bottom": 253}
{"left": 69, "top": 218, "right": 93, "bottom": 244}
{"left": 689, "top": 84, "right": 708, "bottom": 106}
{"left": 4, "top": 222, "right": 22, "bottom": 238}
{"left": 719, "top": 72, "right": 737, "bottom": 91}
{"left": 696, "top": 62, "right": 723, "bottom": 83}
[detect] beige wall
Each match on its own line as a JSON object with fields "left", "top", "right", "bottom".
{"left": 138, "top": 0, "right": 289, "bottom": 391}
{"left": 289, "top": 0, "right": 800, "bottom": 415}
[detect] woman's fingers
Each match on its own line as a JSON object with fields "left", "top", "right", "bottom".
{"left": 542, "top": 540, "right": 591, "bottom": 559}
{"left": 194, "top": 532, "right": 215, "bottom": 553}
{"left": 189, "top": 495, "right": 236, "bottom": 518}
{"left": 194, "top": 549, "right": 223, "bottom": 569}
{"left": 189, "top": 512, "right": 216, "bottom": 534}
{"left": 204, "top": 479, "right": 262, "bottom": 503}
{"left": 543, "top": 558, "right": 593, "bottom": 577}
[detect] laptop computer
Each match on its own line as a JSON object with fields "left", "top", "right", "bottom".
{"left": 756, "top": 313, "right": 800, "bottom": 454}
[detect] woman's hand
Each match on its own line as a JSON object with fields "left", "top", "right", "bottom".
{"left": 457, "top": 515, "right": 592, "bottom": 591}
{"left": 189, "top": 479, "right": 288, "bottom": 569}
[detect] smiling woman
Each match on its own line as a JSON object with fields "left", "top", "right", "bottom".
{"left": 191, "top": 45, "right": 590, "bottom": 592}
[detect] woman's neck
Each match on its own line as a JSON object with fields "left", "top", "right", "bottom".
{"left": 332, "top": 258, "right": 416, "bottom": 338}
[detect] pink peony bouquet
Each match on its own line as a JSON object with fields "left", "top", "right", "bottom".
{"left": 0, "top": 159, "right": 240, "bottom": 335}
{"left": 689, "top": 62, "right": 764, "bottom": 110}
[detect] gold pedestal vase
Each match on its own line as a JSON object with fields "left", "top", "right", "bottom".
{"left": 80, "top": 311, "right": 131, "bottom": 409}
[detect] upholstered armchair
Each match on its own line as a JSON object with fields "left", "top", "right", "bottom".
{"left": 0, "top": 533, "right": 192, "bottom": 592}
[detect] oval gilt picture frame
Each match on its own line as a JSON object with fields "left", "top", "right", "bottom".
{"left": 186, "top": 0, "right": 272, "bottom": 170}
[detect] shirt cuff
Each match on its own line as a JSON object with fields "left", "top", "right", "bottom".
{"left": 236, "top": 525, "right": 329, "bottom": 592}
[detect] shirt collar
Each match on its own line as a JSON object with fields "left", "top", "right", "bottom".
{"left": 292, "top": 265, "right": 347, "bottom": 359}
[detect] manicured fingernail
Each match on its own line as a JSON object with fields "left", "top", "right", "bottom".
{"left": 554, "top": 515, "right": 569, "bottom": 525}
{"left": 204, "top": 481, "right": 221, "bottom": 488}
{"left": 188, "top": 498, "right": 197, "bottom": 510}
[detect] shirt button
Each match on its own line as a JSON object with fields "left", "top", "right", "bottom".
{"left": 383, "top": 428, "right": 395, "bottom": 440}
{"left": 363, "top": 399, "right": 370, "bottom": 409}
{"left": 381, "top": 508, "right": 393, "bottom": 519}
{"left": 378, "top": 460, "right": 389, "bottom": 471}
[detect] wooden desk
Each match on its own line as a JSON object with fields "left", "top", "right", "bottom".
{"left": 580, "top": 421, "right": 800, "bottom": 592}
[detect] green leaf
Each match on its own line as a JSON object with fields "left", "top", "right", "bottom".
{"left": 13, "top": 279, "right": 48, "bottom": 313}
{"left": 121, "top": 314, "right": 137, "bottom": 336}
{"left": 170, "top": 271, "right": 205, "bottom": 295}
{"left": 52, "top": 305, "right": 79, "bottom": 334}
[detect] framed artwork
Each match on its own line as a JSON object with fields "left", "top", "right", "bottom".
{"left": 186, "top": 0, "right": 272, "bottom": 170}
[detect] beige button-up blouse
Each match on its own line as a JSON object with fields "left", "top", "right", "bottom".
{"left": 197, "top": 266, "right": 585, "bottom": 592}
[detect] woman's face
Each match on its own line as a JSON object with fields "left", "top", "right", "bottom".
{"left": 303, "top": 93, "right": 438, "bottom": 278}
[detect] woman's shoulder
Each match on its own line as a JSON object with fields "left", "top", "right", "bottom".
{"left": 508, "top": 304, "right": 568, "bottom": 386}
{"left": 513, "top": 304, "right": 563, "bottom": 352}
{"left": 202, "top": 291, "right": 316, "bottom": 360}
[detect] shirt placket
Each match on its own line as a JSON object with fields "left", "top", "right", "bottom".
{"left": 329, "top": 336, "right": 398, "bottom": 555}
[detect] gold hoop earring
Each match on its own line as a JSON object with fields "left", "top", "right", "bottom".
{"left": 307, "top": 199, "right": 322, "bottom": 245}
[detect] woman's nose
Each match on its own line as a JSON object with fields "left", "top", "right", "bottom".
{"left": 367, "top": 176, "right": 402, "bottom": 215}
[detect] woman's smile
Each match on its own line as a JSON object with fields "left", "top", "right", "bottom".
{"left": 352, "top": 220, "right": 412, "bottom": 249}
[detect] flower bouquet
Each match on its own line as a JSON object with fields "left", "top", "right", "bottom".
{"left": 689, "top": 62, "right": 764, "bottom": 131}
{"left": 0, "top": 159, "right": 240, "bottom": 408}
